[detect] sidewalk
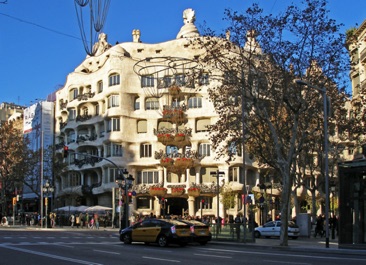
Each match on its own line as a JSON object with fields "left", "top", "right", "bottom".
{"left": 2, "top": 225, "right": 366, "bottom": 256}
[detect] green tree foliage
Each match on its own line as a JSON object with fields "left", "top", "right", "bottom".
{"left": 194, "top": 0, "right": 352, "bottom": 246}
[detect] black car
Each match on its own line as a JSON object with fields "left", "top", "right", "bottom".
{"left": 180, "top": 220, "right": 212, "bottom": 245}
{"left": 119, "top": 218, "right": 193, "bottom": 247}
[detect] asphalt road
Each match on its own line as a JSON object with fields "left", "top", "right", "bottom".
{"left": 0, "top": 229, "right": 365, "bottom": 265}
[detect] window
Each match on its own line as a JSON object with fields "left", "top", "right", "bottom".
{"left": 229, "top": 142, "right": 242, "bottom": 156}
{"left": 175, "top": 74, "right": 186, "bottom": 86}
{"left": 97, "top": 80, "right": 103, "bottom": 93}
{"left": 67, "top": 131, "right": 76, "bottom": 144}
{"left": 196, "top": 118, "right": 210, "bottom": 132}
{"left": 95, "top": 104, "right": 100, "bottom": 115}
{"left": 140, "top": 143, "right": 152, "bottom": 157}
{"left": 199, "top": 143, "right": 211, "bottom": 157}
{"left": 82, "top": 107, "right": 88, "bottom": 116}
{"left": 69, "top": 172, "right": 81, "bottom": 187}
{"left": 68, "top": 108, "right": 76, "bottom": 120}
{"left": 199, "top": 73, "right": 209, "bottom": 85}
{"left": 137, "top": 120, "right": 147, "bottom": 133}
{"left": 107, "top": 118, "right": 120, "bottom": 132}
{"left": 108, "top": 168, "right": 119, "bottom": 183}
{"left": 188, "top": 97, "right": 202, "bottom": 108}
{"left": 196, "top": 196, "right": 213, "bottom": 209}
{"left": 145, "top": 98, "right": 159, "bottom": 110}
{"left": 224, "top": 71, "right": 237, "bottom": 84}
{"left": 106, "top": 143, "right": 123, "bottom": 157}
{"left": 136, "top": 197, "right": 150, "bottom": 209}
{"left": 229, "top": 167, "right": 242, "bottom": 182}
{"left": 158, "top": 121, "right": 173, "bottom": 130}
{"left": 136, "top": 170, "right": 159, "bottom": 184}
{"left": 166, "top": 145, "right": 179, "bottom": 156}
{"left": 163, "top": 76, "right": 173, "bottom": 88}
{"left": 109, "top": 73, "right": 120, "bottom": 86}
{"left": 134, "top": 97, "right": 140, "bottom": 110}
{"left": 69, "top": 88, "right": 78, "bottom": 101}
{"left": 141, "top": 75, "right": 154, "bottom": 87}
{"left": 107, "top": 94, "right": 119, "bottom": 108}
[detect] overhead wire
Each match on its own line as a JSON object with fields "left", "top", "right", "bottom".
{"left": 0, "top": 12, "right": 81, "bottom": 41}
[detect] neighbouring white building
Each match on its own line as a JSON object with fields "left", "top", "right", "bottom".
{"left": 22, "top": 100, "right": 55, "bottom": 212}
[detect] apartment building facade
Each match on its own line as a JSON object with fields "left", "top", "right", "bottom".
{"left": 54, "top": 9, "right": 263, "bottom": 223}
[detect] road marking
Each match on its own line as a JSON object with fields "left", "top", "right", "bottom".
{"left": 264, "top": 260, "right": 311, "bottom": 265}
{"left": 204, "top": 248, "right": 366, "bottom": 262}
{"left": 0, "top": 244, "right": 104, "bottom": 265}
{"left": 194, "top": 253, "right": 232, "bottom": 259}
{"left": 142, "top": 256, "right": 180, "bottom": 263}
{"left": 93, "top": 249, "right": 120, "bottom": 255}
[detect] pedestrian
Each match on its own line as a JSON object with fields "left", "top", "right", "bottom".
{"left": 94, "top": 214, "right": 99, "bottom": 229}
{"left": 234, "top": 214, "right": 242, "bottom": 240}
{"left": 75, "top": 214, "right": 80, "bottom": 228}
{"left": 314, "top": 215, "right": 324, "bottom": 238}
{"left": 70, "top": 214, "right": 75, "bottom": 228}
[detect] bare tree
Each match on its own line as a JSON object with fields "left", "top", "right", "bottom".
{"left": 193, "top": 0, "right": 350, "bottom": 246}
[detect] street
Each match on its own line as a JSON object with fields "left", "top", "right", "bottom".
{"left": 0, "top": 229, "right": 365, "bottom": 265}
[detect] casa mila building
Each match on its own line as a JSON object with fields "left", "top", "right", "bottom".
{"left": 54, "top": 9, "right": 263, "bottom": 224}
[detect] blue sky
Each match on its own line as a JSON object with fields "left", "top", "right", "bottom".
{"left": 0, "top": 0, "right": 365, "bottom": 106}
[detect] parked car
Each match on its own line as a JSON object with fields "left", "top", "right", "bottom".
{"left": 254, "top": 220, "right": 300, "bottom": 239}
{"left": 180, "top": 220, "right": 212, "bottom": 245}
{"left": 119, "top": 218, "right": 193, "bottom": 247}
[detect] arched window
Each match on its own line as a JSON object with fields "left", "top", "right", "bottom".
{"left": 109, "top": 73, "right": 120, "bottom": 86}
{"left": 145, "top": 98, "right": 159, "bottom": 110}
{"left": 134, "top": 97, "right": 140, "bottom": 110}
{"left": 188, "top": 97, "right": 202, "bottom": 108}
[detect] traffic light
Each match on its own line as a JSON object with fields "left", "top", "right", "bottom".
{"left": 63, "top": 145, "right": 69, "bottom": 158}
{"left": 12, "top": 197, "right": 16, "bottom": 206}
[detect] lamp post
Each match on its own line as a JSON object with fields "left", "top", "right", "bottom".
{"left": 42, "top": 181, "right": 54, "bottom": 229}
{"left": 295, "top": 79, "right": 330, "bottom": 248}
{"left": 115, "top": 169, "right": 134, "bottom": 229}
{"left": 210, "top": 170, "right": 224, "bottom": 238}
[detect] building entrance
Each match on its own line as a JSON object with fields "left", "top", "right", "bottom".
{"left": 165, "top": 198, "right": 188, "bottom": 216}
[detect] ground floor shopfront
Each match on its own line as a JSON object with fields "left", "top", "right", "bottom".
{"left": 338, "top": 160, "right": 366, "bottom": 249}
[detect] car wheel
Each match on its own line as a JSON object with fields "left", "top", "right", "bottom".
{"left": 123, "top": 234, "right": 132, "bottom": 244}
{"left": 157, "top": 235, "right": 168, "bottom": 247}
{"left": 199, "top": 241, "right": 208, "bottom": 246}
{"left": 291, "top": 236, "right": 298, "bottom": 240}
{"left": 254, "top": 231, "right": 261, "bottom": 238}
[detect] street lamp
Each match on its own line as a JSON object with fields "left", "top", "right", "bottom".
{"left": 210, "top": 170, "right": 224, "bottom": 238}
{"left": 115, "top": 169, "right": 134, "bottom": 229}
{"left": 295, "top": 79, "right": 330, "bottom": 248}
{"left": 42, "top": 181, "right": 54, "bottom": 229}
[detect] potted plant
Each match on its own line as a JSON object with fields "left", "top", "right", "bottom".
{"left": 171, "top": 187, "right": 185, "bottom": 196}
{"left": 187, "top": 187, "right": 200, "bottom": 197}
{"left": 160, "top": 157, "right": 174, "bottom": 167}
{"left": 157, "top": 133, "right": 173, "bottom": 144}
{"left": 149, "top": 186, "right": 167, "bottom": 197}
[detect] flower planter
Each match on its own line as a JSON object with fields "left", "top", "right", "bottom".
{"left": 158, "top": 135, "right": 173, "bottom": 145}
{"left": 171, "top": 188, "right": 185, "bottom": 196}
{"left": 174, "top": 158, "right": 193, "bottom": 168}
{"left": 149, "top": 188, "right": 167, "bottom": 197}
{"left": 160, "top": 158, "right": 174, "bottom": 168}
{"left": 187, "top": 189, "right": 200, "bottom": 197}
{"left": 174, "top": 135, "right": 185, "bottom": 142}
